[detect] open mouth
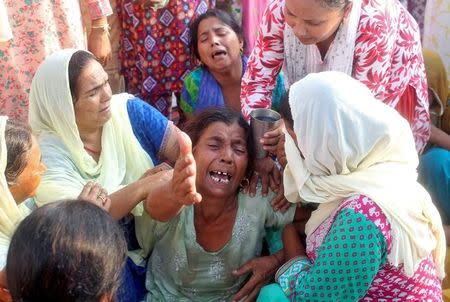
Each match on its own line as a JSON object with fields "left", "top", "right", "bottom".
{"left": 209, "top": 170, "right": 232, "bottom": 184}
{"left": 212, "top": 50, "right": 227, "bottom": 59}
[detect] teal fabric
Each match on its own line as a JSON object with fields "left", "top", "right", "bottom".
{"left": 258, "top": 208, "right": 387, "bottom": 301}
{"left": 136, "top": 191, "right": 295, "bottom": 301}
{"left": 257, "top": 284, "right": 289, "bottom": 302}
{"left": 418, "top": 147, "right": 450, "bottom": 224}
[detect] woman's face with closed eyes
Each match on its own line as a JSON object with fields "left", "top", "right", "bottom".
{"left": 284, "top": 0, "right": 350, "bottom": 45}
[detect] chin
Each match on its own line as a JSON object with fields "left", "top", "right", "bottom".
{"left": 297, "top": 37, "right": 317, "bottom": 45}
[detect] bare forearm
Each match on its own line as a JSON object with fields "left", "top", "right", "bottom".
{"left": 145, "top": 181, "right": 184, "bottom": 222}
{"left": 283, "top": 225, "right": 306, "bottom": 261}
{"left": 108, "top": 178, "right": 148, "bottom": 220}
{"left": 91, "top": 16, "right": 108, "bottom": 25}
{"left": 429, "top": 124, "right": 450, "bottom": 150}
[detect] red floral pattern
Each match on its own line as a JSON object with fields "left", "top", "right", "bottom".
{"left": 241, "top": 0, "right": 430, "bottom": 153}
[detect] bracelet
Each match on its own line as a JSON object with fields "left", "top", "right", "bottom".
{"left": 91, "top": 23, "right": 110, "bottom": 33}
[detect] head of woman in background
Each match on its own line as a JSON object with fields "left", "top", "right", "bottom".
{"left": 284, "top": 0, "right": 352, "bottom": 47}
{"left": 190, "top": 9, "right": 244, "bottom": 76}
{"left": 6, "top": 200, "right": 127, "bottom": 302}
{"left": 6, "top": 119, "right": 46, "bottom": 204}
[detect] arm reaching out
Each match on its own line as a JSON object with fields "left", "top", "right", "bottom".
{"left": 145, "top": 130, "right": 202, "bottom": 221}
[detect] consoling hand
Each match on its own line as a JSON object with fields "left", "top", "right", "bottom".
{"left": 140, "top": 162, "right": 172, "bottom": 179}
{"left": 78, "top": 181, "right": 111, "bottom": 211}
{"left": 231, "top": 255, "right": 282, "bottom": 302}
{"left": 171, "top": 131, "right": 202, "bottom": 206}
{"left": 248, "top": 157, "right": 281, "bottom": 197}
{"left": 276, "top": 132, "right": 287, "bottom": 169}
{"left": 260, "top": 122, "right": 284, "bottom": 154}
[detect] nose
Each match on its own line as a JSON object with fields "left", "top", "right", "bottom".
{"left": 220, "top": 146, "right": 233, "bottom": 164}
{"left": 210, "top": 33, "right": 220, "bottom": 46}
{"left": 101, "top": 81, "right": 112, "bottom": 103}
{"left": 293, "top": 23, "right": 307, "bottom": 38}
{"left": 40, "top": 163, "right": 47, "bottom": 174}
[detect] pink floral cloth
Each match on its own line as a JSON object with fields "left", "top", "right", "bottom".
{"left": 0, "top": 0, "right": 112, "bottom": 121}
{"left": 306, "top": 194, "right": 442, "bottom": 300}
{"left": 241, "top": 0, "right": 430, "bottom": 154}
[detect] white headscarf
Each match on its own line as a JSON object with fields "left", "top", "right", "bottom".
{"left": 283, "top": 71, "right": 445, "bottom": 278}
{"left": 0, "top": 0, "right": 12, "bottom": 42}
{"left": 29, "top": 49, "right": 153, "bottom": 211}
{"left": 0, "top": 116, "right": 26, "bottom": 248}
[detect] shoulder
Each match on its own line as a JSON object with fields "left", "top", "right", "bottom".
{"left": 338, "top": 195, "right": 391, "bottom": 246}
{"left": 184, "top": 67, "right": 203, "bottom": 87}
{"left": 238, "top": 190, "right": 276, "bottom": 208}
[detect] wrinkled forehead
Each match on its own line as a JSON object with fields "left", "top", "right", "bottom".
{"left": 200, "top": 121, "right": 247, "bottom": 143}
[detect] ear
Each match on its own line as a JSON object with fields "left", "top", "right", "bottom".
{"left": 343, "top": 1, "right": 353, "bottom": 19}
{"left": 239, "top": 38, "right": 244, "bottom": 54}
{"left": 99, "top": 293, "right": 112, "bottom": 302}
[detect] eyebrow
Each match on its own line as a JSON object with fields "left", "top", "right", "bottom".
{"left": 84, "top": 82, "right": 104, "bottom": 95}
{"left": 199, "top": 26, "right": 228, "bottom": 37}
{"left": 207, "top": 136, "right": 224, "bottom": 143}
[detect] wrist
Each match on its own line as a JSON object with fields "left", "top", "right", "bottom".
{"left": 271, "top": 252, "right": 284, "bottom": 266}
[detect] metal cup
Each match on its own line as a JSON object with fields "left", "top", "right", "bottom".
{"left": 250, "top": 108, "right": 282, "bottom": 158}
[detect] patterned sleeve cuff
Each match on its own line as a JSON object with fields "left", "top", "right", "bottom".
{"left": 276, "top": 256, "right": 311, "bottom": 295}
{"left": 87, "top": 0, "right": 113, "bottom": 19}
{"left": 157, "top": 120, "right": 174, "bottom": 160}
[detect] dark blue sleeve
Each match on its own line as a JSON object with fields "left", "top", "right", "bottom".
{"left": 127, "top": 97, "right": 169, "bottom": 165}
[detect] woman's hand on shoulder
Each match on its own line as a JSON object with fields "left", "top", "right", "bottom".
{"left": 78, "top": 181, "right": 111, "bottom": 211}
{"left": 248, "top": 157, "right": 281, "bottom": 198}
{"left": 140, "top": 162, "right": 173, "bottom": 180}
{"left": 170, "top": 131, "right": 202, "bottom": 206}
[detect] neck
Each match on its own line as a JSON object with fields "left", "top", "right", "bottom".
{"left": 316, "top": 28, "right": 339, "bottom": 60}
{"left": 210, "top": 58, "right": 243, "bottom": 88}
{"left": 194, "top": 193, "right": 237, "bottom": 224}
{"left": 78, "top": 126, "right": 103, "bottom": 149}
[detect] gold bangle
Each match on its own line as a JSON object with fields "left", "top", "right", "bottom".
{"left": 91, "top": 23, "right": 110, "bottom": 33}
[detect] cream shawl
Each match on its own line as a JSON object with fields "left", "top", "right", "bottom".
{"left": 29, "top": 49, "right": 153, "bottom": 213}
{"left": 283, "top": 71, "right": 445, "bottom": 278}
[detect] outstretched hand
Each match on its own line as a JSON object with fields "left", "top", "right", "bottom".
{"left": 171, "top": 130, "right": 202, "bottom": 206}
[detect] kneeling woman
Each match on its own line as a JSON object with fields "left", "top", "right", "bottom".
{"left": 137, "top": 109, "right": 297, "bottom": 301}
{"left": 260, "top": 72, "right": 445, "bottom": 301}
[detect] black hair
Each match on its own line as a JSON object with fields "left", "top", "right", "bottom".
{"left": 5, "top": 119, "right": 33, "bottom": 185}
{"left": 184, "top": 108, "right": 255, "bottom": 178}
{"left": 189, "top": 9, "right": 245, "bottom": 62}
{"left": 279, "top": 91, "right": 293, "bottom": 130}
{"left": 68, "top": 50, "right": 97, "bottom": 102}
{"left": 6, "top": 200, "right": 127, "bottom": 302}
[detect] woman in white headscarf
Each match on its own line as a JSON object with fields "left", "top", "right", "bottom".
{"left": 258, "top": 71, "right": 445, "bottom": 301}
{"left": 29, "top": 49, "right": 180, "bottom": 219}
{"left": 29, "top": 49, "right": 184, "bottom": 301}
{"left": 0, "top": 116, "right": 46, "bottom": 300}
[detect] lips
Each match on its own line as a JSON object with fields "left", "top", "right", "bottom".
{"left": 99, "top": 104, "right": 110, "bottom": 113}
{"left": 209, "top": 170, "right": 232, "bottom": 184}
{"left": 212, "top": 49, "right": 227, "bottom": 59}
